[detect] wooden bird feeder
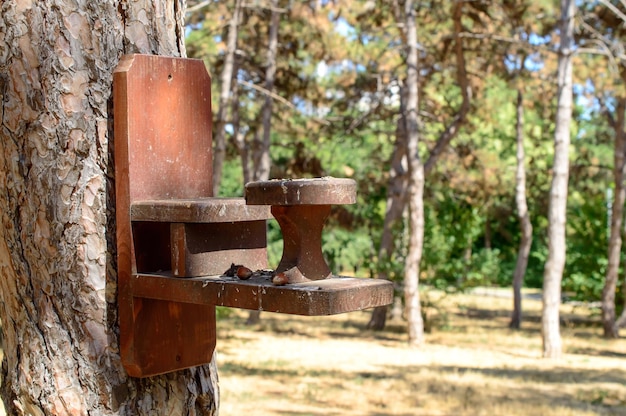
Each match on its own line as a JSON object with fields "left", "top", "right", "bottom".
{"left": 113, "top": 54, "right": 394, "bottom": 378}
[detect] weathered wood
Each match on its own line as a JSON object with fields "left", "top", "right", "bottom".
{"left": 115, "top": 55, "right": 394, "bottom": 380}
{"left": 131, "top": 197, "right": 271, "bottom": 223}
{"left": 245, "top": 177, "right": 357, "bottom": 205}
{"left": 132, "top": 198, "right": 272, "bottom": 277}
{"left": 246, "top": 178, "right": 357, "bottom": 283}
{"left": 170, "top": 221, "right": 268, "bottom": 277}
{"left": 114, "top": 54, "right": 217, "bottom": 377}
{"left": 133, "top": 274, "right": 394, "bottom": 316}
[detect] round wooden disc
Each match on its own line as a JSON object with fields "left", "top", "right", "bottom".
{"left": 245, "top": 177, "right": 357, "bottom": 205}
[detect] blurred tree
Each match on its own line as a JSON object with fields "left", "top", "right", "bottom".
{"left": 510, "top": 89, "right": 533, "bottom": 329}
{"left": 402, "top": 0, "right": 426, "bottom": 346}
{"left": 212, "top": 0, "right": 242, "bottom": 195}
{"left": 578, "top": 0, "right": 626, "bottom": 338}
{"left": 542, "top": 0, "right": 576, "bottom": 359}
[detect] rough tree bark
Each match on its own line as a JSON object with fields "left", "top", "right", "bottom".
{"left": 510, "top": 90, "right": 533, "bottom": 330}
{"left": 212, "top": 0, "right": 242, "bottom": 195}
{"left": 0, "top": 1, "right": 219, "bottom": 414}
{"left": 542, "top": 0, "right": 575, "bottom": 359}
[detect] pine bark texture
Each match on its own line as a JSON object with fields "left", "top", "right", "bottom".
{"left": 601, "top": 97, "right": 626, "bottom": 338}
{"left": 510, "top": 90, "right": 532, "bottom": 330}
{"left": 402, "top": 0, "right": 425, "bottom": 347}
{"left": 0, "top": 1, "right": 219, "bottom": 414}
{"left": 542, "top": 0, "right": 575, "bottom": 359}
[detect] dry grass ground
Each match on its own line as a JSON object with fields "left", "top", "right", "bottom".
{"left": 0, "top": 289, "right": 623, "bottom": 415}
{"left": 217, "top": 289, "right": 626, "bottom": 416}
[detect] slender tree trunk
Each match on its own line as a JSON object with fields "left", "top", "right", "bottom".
{"left": 617, "top": 277, "right": 626, "bottom": 328}
{"left": 403, "top": 0, "right": 425, "bottom": 347}
{"left": 248, "top": 0, "right": 280, "bottom": 325}
{"left": 0, "top": 1, "right": 220, "bottom": 415}
{"left": 510, "top": 90, "right": 533, "bottom": 330}
{"left": 252, "top": 0, "right": 280, "bottom": 182}
{"left": 484, "top": 215, "right": 492, "bottom": 250}
{"left": 230, "top": 64, "right": 253, "bottom": 185}
{"left": 367, "top": 118, "right": 408, "bottom": 330}
{"left": 386, "top": 0, "right": 469, "bottom": 340}
{"left": 423, "top": 1, "right": 471, "bottom": 177}
{"left": 601, "top": 96, "right": 626, "bottom": 338}
{"left": 212, "top": 0, "right": 242, "bottom": 195}
{"left": 542, "top": 0, "right": 575, "bottom": 359}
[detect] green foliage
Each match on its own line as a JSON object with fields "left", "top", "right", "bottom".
{"left": 322, "top": 225, "right": 374, "bottom": 276}
{"left": 266, "top": 219, "right": 284, "bottom": 269}
{"left": 185, "top": 0, "right": 626, "bottom": 311}
{"left": 422, "top": 194, "right": 507, "bottom": 292}
{"left": 563, "top": 193, "right": 610, "bottom": 301}
{"left": 218, "top": 158, "right": 245, "bottom": 197}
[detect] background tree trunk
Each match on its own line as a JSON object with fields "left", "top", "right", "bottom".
{"left": 367, "top": 117, "right": 408, "bottom": 330}
{"left": 212, "top": 0, "right": 242, "bottom": 195}
{"left": 247, "top": 0, "right": 280, "bottom": 325}
{"left": 510, "top": 90, "right": 533, "bottom": 329}
{"left": 251, "top": 0, "right": 280, "bottom": 182}
{"left": 542, "top": 0, "right": 575, "bottom": 359}
{"left": 0, "top": 1, "right": 219, "bottom": 414}
{"left": 422, "top": 1, "right": 471, "bottom": 177}
{"left": 403, "top": 0, "right": 425, "bottom": 347}
{"left": 601, "top": 96, "right": 626, "bottom": 338}
{"left": 230, "top": 64, "right": 253, "bottom": 185}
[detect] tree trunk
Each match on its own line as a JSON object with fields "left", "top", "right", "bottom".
{"left": 617, "top": 277, "right": 626, "bottom": 328}
{"left": 601, "top": 97, "right": 626, "bottom": 338}
{"left": 403, "top": 0, "right": 425, "bottom": 347}
{"left": 247, "top": 0, "right": 281, "bottom": 325}
{"left": 542, "top": 0, "right": 575, "bottom": 359}
{"left": 252, "top": 0, "right": 280, "bottom": 182}
{"left": 230, "top": 64, "right": 252, "bottom": 185}
{"left": 0, "top": 1, "right": 219, "bottom": 414}
{"left": 510, "top": 90, "right": 533, "bottom": 330}
{"left": 600, "top": 97, "right": 626, "bottom": 338}
{"left": 212, "top": 0, "right": 242, "bottom": 195}
{"left": 422, "top": 1, "right": 471, "bottom": 177}
{"left": 367, "top": 116, "right": 408, "bottom": 330}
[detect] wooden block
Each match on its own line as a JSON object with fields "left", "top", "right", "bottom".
{"left": 170, "top": 221, "right": 268, "bottom": 277}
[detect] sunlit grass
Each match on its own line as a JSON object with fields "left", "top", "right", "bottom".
{"left": 217, "top": 289, "right": 626, "bottom": 416}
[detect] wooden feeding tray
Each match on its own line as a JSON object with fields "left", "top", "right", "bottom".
{"left": 114, "top": 54, "right": 393, "bottom": 378}
{"left": 132, "top": 273, "right": 393, "bottom": 316}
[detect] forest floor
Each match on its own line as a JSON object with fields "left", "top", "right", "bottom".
{"left": 217, "top": 288, "right": 626, "bottom": 416}
{"left": 0, "top": 288, "right": 624, "bottom": 415}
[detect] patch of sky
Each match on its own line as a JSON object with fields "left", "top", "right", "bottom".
{"left": 316, "top": 59, "right": 367, "bottom": 80}
{"left": 331, "top": 15, "right": 357, "bottom": 40}
{"left": 185, "top": 23, "right": 202, "bottom": 37}
{"left": 529, "top": 32, "right": 551, "bottom": 46}
{"left": 574, "top": 79, "right": 599, "bottom": 122}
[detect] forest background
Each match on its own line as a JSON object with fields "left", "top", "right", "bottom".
{"left": 185, "top": 0, "right": 626, "bottom": 351}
